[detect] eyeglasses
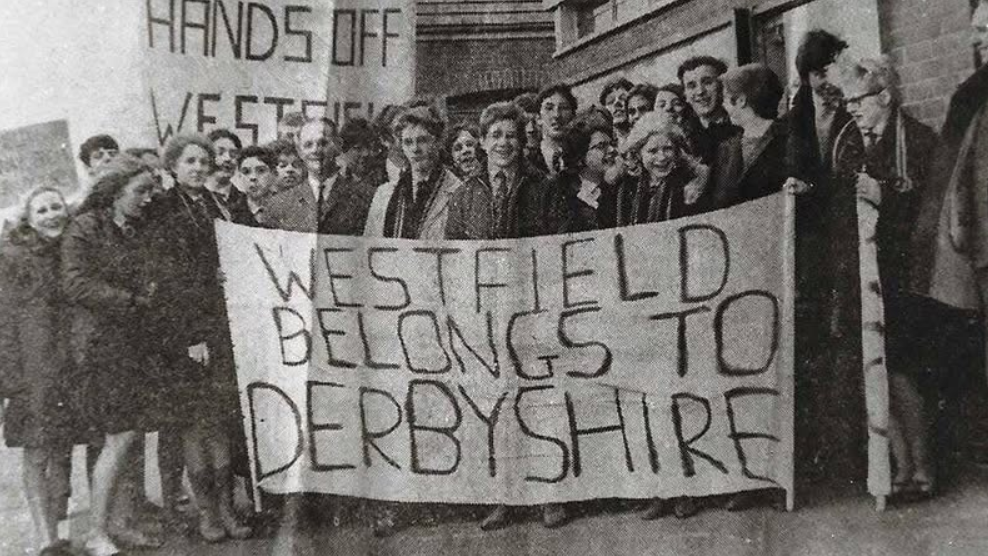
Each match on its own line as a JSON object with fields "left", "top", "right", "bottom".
{"left": 845, "top": 89, "right": 884, "bottom": 107}
{"left": 588, "top": 141, "right": 616, "bottom": 152}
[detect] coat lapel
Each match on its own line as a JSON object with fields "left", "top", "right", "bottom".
{"left": 419, "top": 169, "right": 457, "bottom": 234}
{"left": 738, "top": 123, "right": 778, "bottom": 183}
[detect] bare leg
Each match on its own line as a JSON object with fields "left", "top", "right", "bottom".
{"left": 22, "top": 447, "right": 57, "bottom": 548}
{"left": 889, "top": 373, "right": 931, "bottom": 487}
{"left": 86, "top": 431, "right": 137, "bottom": 555}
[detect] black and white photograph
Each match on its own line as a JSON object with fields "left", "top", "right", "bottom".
{"left": 1, "top": 0, "right": 987, "bottom": 554}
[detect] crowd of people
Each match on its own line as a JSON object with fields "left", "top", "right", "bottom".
{"left": 5, "top": 10, "right": 988, "bottom": 553}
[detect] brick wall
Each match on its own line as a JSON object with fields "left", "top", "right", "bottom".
{"left": 548, "top": 0, "right": 737, "bottom": 85}
{"left": 416, "top": 37, "right": 555, "bottom": 98}
{"left": 879, "top": 0, "right": 975, "bottom": 128}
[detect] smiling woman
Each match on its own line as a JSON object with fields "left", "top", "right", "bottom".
{"left": 0, "top": 186, "right": 79, "bottom": 555}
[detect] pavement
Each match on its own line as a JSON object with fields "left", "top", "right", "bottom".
{"left": 3, "top": 437, "right": 988, "bottom": 555}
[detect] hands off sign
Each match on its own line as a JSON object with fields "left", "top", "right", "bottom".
{"left": 143, "top": 0, "right": 414, "bottom": 146}
{"left": 216, "top": 194, "right": 795, "bottom": 505}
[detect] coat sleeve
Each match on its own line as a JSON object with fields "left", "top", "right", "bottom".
{"left": 0, "top": 254, "right": 24, "bottom": 397}
{"left": 60, "top": 217, "right": 134, "bottom": 313}
{"left": 445, "top": 178, "right": 493, "bottom": 240}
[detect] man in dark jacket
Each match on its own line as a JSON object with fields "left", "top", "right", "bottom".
{"left": 834, "top": 55, "right": 940, "bottom": 499}
{"left": 677, "top": 56, "right": 740, "bottom": 164}
{"left": 711, "top": 63, "right": 790, "bottom": 209}
{"left": 909, "top": 0, "right": 988, "bottom": 471}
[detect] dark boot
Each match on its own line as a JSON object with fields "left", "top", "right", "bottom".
{"left": 188, "top": 469, "right": 225, "bottom": 543}
{"left": 216, "top": 466, "right": 252, "bottom": 540}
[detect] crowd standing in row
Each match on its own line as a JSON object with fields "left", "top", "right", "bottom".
{"left": 7, "top": 9, "right": 988, "bottom": 553}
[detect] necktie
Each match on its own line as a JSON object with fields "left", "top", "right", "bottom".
{"left": 492, "top": 171, "right": 507, "bottom": 202}
{"left": 862, "top": 129, "right": 878, "bottom": 150}
{"left": 551, "top": 150, "right": 563, "bottom": 174}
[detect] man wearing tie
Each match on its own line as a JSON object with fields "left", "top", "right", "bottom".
{"left": 263, "top": 117, "right": 369, "bottom": 234}
{"left": 529, "top": 84, "right": 577, "bottom": 177}
{"left": 833, "top": 56, "right": 939, "bottom": 499}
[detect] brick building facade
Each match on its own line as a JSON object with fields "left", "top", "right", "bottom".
{"left": 415, "top": 0, "right": 555, "bottom": 123}
{"left": 538, "top": 0, "right": 977, "bottom": 129}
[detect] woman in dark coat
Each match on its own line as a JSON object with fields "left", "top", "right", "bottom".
{"left": 0, "top": 186, "right": 78, "bottom": 555}
{"left": 152, "top": 134, "right": 251, "bottom": 543}
{"left": 60, "top": 155, "right": 162, "bottom": 555}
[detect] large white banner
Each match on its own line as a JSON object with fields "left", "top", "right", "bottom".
{"left": 142, "top": 0, "right": 415, "bottom": 146}
{"left": 216, "top": 193, "right": 796, "bottom": 505}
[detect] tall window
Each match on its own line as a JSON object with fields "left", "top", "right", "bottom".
{"left": 561, "top": 0, "right": 670, "bottom": 45}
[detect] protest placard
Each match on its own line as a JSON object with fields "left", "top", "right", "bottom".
{"left": 216, "top": 193, "right": 796, "bottom": 506}
{"left": 142, "top": 0, "right": 415, "bottom": 146}
{"left": 0, "top": 120, "right": 79, "bottom": 225}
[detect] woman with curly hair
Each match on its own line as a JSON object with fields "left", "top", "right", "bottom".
{"left": 61, "top": 155, "right": 162, "bottom": 555}
{"left": 152, "top": 134, "right": 252, "bottom": 543}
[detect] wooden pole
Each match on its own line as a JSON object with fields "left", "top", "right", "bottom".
{"left": 781, "top": 189, "right": 797, "bottom": 512}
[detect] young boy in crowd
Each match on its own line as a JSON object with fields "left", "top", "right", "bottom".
{"left": 236, "top": 145, "right": 277, "bottom": 226}
{"left": 268, "top": 138, "right": 306, "bottom": 192}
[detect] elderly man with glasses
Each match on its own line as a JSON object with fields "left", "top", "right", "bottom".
{"left": 832, "top": 55, "right": 941, "bottom": 501}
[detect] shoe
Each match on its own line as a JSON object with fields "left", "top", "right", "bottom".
{"left": 541, "top": 504, "right": 569, "bottom": 528}
{"left": 199, "top": 513, "right": 227, "bottom": 543}
{"left": 220, "top": 513, "right": 252, "bottom": 540}
{"left": 480, "top": 505, "right": 510, "bottom": 531}
{"left": 83, "top": 536, "right": 122, "bottom": 556}
{"left": 673, "top": 497, "right": 701, "bottom": 519}
{"left": 640, "top": 498, "right": 668, "bottom": 521}
{"left": 108, "top": 525, "right": 164, "bottom": 549}
{"left": 218, "top": 501, "right": 252, "bottom": 540}
{"left": 39, "top": 540, "right": 73, "bottom": 556}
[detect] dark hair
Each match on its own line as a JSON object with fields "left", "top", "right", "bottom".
{"left": 78, "top": 134, "right": 119, "bottom": 167}
{"left": 479, "top": 101, "right": 527, "bottom": 147}
{"left": 656, "top": 83, "right": 685, "bottom": 99}
{"left": 598, "top": 77, "right": 634, "bottom": 106}
{"left": 677, "top": 56, "right": 729, "bottom": 82}
{"left": 795, "top": 30, "right": 848, "bottom": 81}
{"left": 446, "top": 123, "right": 481, "bottom": 153}
{"left": 238, "top": 145, "right": 276, "bottom": 169}
{"left": 76, "top": 154, "right": 153, "bottom": 214}
{"left": 512, "top": 92, "right": 539, "bottom": 114}
{"left": 627, "top": 83, "right": 659, "bottom": 108}
{"left": 560, "top": 108, "right": 613, "bottom": 170}
{"left": 207, "top": 128, "right": 242, "bottom": 150}
{"left": 267, "top": 137, "right": 299, "bottom": 159}
{"left": 278, "top": 111, "right": 306, "bottom": 128}
{"left": 722, "top": 63, "right": 785, "bottom": 120}
{"left": 162, "top": 134, "right": 215, "bottom": 172}
{"left": 536, "top": 83, "right": 578, "bottom": 114}
{"left": 394, "top": 105, "right": 446, "bottom": 139}
{"left": 339, "top": 117, "right": 378, "bottom": 152}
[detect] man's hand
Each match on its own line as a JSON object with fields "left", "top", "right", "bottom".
{"left": 856, "top": 173, "right": 882, "bottom": 206}
{"left": 188, "top": 342, "right": 210, "bottom": 366}
{"left": 682, "top": 153, "right": 709, "bottom": 205}
{"left": 783, "top": 177, "right": 813, "bottom": 194}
